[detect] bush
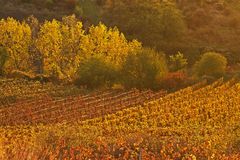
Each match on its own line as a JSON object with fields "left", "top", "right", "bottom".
{"left": 121, "top": 48, "right": 168, "bottom": 90}
{"left": 0, "top": 47, "right": 8, "bottom": 75}
{"left": 74, "top": 57, "right": 118, "bottom": 89}
{"left": 193, "top": 52, "right": 227, "bottom": 78}
{"left": 158, "top": 71, "right": 190, "bottom": 91}
{"left": 169, "top": 52, "right": 188, "bottom": 72}
{"left": 77, "top": 0, "right": 100, "bottom": 24}
{"left": 74, "top": 5, "right": 83, "bottom": 16}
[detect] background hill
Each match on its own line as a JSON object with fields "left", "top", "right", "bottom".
{"left": 1, "top": 0, "right": 239, "bottom": 65}
{"left": 1, "top": 1, "right": 240, "bottom": 159}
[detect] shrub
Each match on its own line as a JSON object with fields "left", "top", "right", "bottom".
{"left": 169, "top": 52, "right": 188, "bottom": 72}
{"left": 77, "top": 0, "right": 101, "bottom": 23}
{"left": 0, "top": 47, "right": 8, "bottom": 75}
{"left": 158, "top": 71, "right": 190, "bottom": 91}
{"left": 74, "top": 56, "right": 118, "bottom": 89}
{"left": 121, "top": 48, "right": 168, "bottom": 90}
{"left": 74, "top": 5, "right": 83, "bottom": 16}
{"left": 193, "top": 52, "right": 227, "bottom": 78}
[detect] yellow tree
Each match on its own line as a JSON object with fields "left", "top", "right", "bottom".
{"left": 36, "top": 16, "right": 85, "bottom": 79}
{"left": 36, "top": 16, "right": 141, "bottom": 80}
{"left": 81, "top": 23, "right": 141, "bottom": 68}
{"left": 36, "top": 19, "right": 64, "bottom": 79}
{"left": 61, "top": 15, "right": 85, "bottom": 79}
{"left": 0, "top": 18, "right": 31, "bottom": 72}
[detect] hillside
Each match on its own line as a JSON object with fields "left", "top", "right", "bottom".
{"left": 0, "top": 0, "right": 71, "bottom": 20}
{"left": 1, "top": 0, "right": 240, "bottom": 62}
{"left": 1, "top": 1, "right": 240, "bottom": 159}
{"left": 0, "top": 79, "right": 166, "bottom": 125}
{"left": 1, "top": 78, "right": 240, "bottom": 159}
{"left": 0, "top": 0, "right": 99, "bottom": 22}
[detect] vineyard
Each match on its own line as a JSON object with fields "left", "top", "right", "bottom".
{"left": 1, "top": 78, "right": 240, "bottom": 159}
{"left": 1, "top": 0, "right": 240, "bottom": 159}
{"left": 0, "top": 79, "right": 166, "bottom": 125}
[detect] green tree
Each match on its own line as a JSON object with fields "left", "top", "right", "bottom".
{"left": 194, "top": 52, "right": 227, "bottom": 78}
{"left": 102, "top": 1, "right": 186, "bottom": 49}
{"left": 121, "top": 48, "right": 168, "bottom": 90}
{"left": 74, "top": 56, "right": 117, "bottom": 89}
{"left": 77, "top": 0, "right": 100, "bottom": 24}
{"left": 169, "top": 52, "right": 188, "bottom": 72}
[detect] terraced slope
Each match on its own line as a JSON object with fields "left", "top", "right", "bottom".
{"left": 0, "top": 79, "right": 166, "bottom": 125}
{"left": 1, "top": 79, "right": 240, "bottom": 159}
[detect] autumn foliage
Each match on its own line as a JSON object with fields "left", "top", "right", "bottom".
{"left": 0, "top": 15, "right": 141, "bottom": 80}
{"left": 0, "top": 18, "right": 31, "bottom": 72}
{"left": 1, "top": 1, "right": 240, "bottom": 159}
{"left": 1, "top": 78, "right": 240, "bottom": 159}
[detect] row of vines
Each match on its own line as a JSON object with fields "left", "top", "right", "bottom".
{"left": 0, "top": 79, "right": 166, "bottom": 125}
{"left": 1, "top": 79, "right": 240, "bottom": 159}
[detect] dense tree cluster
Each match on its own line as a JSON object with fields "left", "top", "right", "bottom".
{"left": 0, "top": 0, "right": 239, "bottom": 90}
{"left": 0, "top": 16, "right": 140, "bottom": 81}
{"left": 101, "top": 0, "right": 186, "bottom": 50}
